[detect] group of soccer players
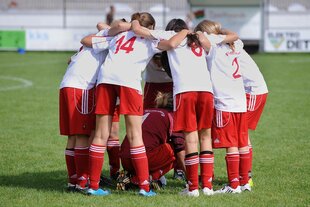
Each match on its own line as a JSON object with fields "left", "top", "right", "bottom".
{"left": 59, "top": 11, "right": 268, "bottom": 197}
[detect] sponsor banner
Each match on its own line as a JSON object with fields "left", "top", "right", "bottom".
{"left": 265, "top": 30, "right": 310, "bottom": 52}
{"left": 192, "top": 6, "right": 261, "bottom": 40}
{"left": 0, "top": 30, "right": 25, "bottom": 49}
{"left": 26, "top": 28, "right": 96, "bottom": 51}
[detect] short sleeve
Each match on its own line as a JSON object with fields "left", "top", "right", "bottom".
{"left": 148, "top": 39, "right": 162, "bottom": 54}
{"left": 92, "top": 36, "right": 110, "bottom": 54}
{"left": 205, "top": 33, "right": 226, "bottom": 45}
{"left": 150, "top": 30, "right": 176, "bottom": 40}
{"left": 233, "top": 39, "right": 244, "bottom": 53}
{"left": 96, "top": 29, "right": 109, "bottom": 37}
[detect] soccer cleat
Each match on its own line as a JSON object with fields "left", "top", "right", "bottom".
{"left": 241, "top": 183, "right": 252, "bottom": 192}
{"left": 202, "top": 187, "right": 214, "bottom": 196}
{"left": 139, "top": 189, "right": 157, "bottom": 197}
{"left": 75, "top": 185, "right": 88, "bottom": 195}
{"left": 159, "top": 176, "right": 167, "bottom": 186}
{"left": 215, "top": 185, "right": 241, "bottom": 194}
{"left": 179, "top": 188, "right": 199, "bottom": 197}
{"left": 173, "top": 170, "right": 186, "bottom": 181}
{"left": 66, "top": 183, "right": 76, "bottom": 192}
{"left": 87, "top": 188, "right": 110, "bottom": 196}
{"left": 248, "top": 178, "right": 254, "bottom": 187}
{"left": 150, "top": 180, "right": 162, "bottom": 190}
{"left": 110, "top": 171, "right": 120, "bottom": 181}
{"left": 100, "top": 175, "right": 115, "bottom": 187}
{"left": 150, "top": 176, "right": 167, "bottom": 190}
{"left": 116, "top": 170, "right": 131, "bottom": 191}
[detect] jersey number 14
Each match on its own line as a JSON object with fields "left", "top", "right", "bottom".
{"left": 115, "top": 36, "right": 137, "bottom": 54}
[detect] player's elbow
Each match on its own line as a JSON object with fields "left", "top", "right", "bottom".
{"left": 168, "top": 41, "right": 179, "bottom": 49}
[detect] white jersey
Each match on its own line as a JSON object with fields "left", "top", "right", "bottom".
{"left": 233, "top": 40, "right": 268, "bottom": 95}
{"left": 60, "top": 29, "right": 110, "bottom": 90}
{"left": 143, "top": 60, "right": 172, "bottom": 83}
{"left": 150, "top": 30, "right": 213, "bottom": 96}
{"left": 206, "top": 43, "right": 247, "bottom": 112}
{"left": 97, "top": 30, "right": 160, "bottom": 92}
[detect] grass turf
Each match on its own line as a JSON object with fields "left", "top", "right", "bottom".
{"left": 0, "top": 51, "right": 309, "bottom": 206}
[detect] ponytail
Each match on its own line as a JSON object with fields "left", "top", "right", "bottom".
{"left": 186, "top": 33, "right": 201, "bottom": 48}
{"left": 131, "top": 12, "right": 141, "bottom": 21}
{"left": 131, "top": 12, "right": 155, "bottom": 29}
{"left": 155, "top": 92, "right": 173, "bottom": 110}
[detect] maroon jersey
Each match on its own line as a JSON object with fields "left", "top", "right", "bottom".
{"left": 121, "top": 108, "right": 173, "bottom": 158}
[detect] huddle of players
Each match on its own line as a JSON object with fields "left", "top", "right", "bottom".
{"left": 59, "top": 12, "right": 268, "bottom": 197}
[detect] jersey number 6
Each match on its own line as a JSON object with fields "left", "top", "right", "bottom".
{"left": 115, "top": 36, "right": 137, "bottom": 54}
{"left": 191, "top": 46, "right": 203, "bottom": 57}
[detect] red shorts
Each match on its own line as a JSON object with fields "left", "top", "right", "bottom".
{"left": 246, "top": 93, "right": 268, "bottom": 130}
{"left": 121, "top": 143, "right": 175, "bottom": 175}
{"left": 143, "top": 82, "right": 173, "bottom": 109}
{"left": 211, "top": 110, "right": 248, "bottom": 148}
{"left": 95, "top": 83, "right": 143, "bottom": 116}
{"left": 173, "top": 91, "right": 214, "bottom": 132}
{"left": 59, "top": 87, "right": 96, "bottom": 136}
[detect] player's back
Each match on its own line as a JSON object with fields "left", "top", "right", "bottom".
{"left": 168, "top": 38, "right": 213, "bottom": 95}
{"left": 239, "top": 50, "right": 268, "bottom": 94}
{"left": 60, "top": 46, "right": 106, "bottom": 90}
{"left": 207, "top": 43, "right": 246, "bottom": 112}
{"left": 121, "top": 108, "right": 172, "bottom": 157}
{"left": 98, "top": 31, "right": 159, "bottom": 91}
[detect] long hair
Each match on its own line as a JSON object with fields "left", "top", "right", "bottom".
{"left": 131, "top": 12, "right": 156, "bottom": 29}
{"left": 155, "top": 92, "right": 173, "bottom": 110}
{"left": 194, "top": 19, "right": 222, "bottom": 35}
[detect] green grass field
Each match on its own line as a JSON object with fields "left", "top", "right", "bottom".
{"left": 0, "top": 51, "right": 309, "bottom": 207}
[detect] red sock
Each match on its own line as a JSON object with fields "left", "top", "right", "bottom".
{"left": 225, "top": 152, "right": 240, "bottom": 189}
{"left": 107, "top": 139, "right": 120, "bottom": 178}
{"left": 200, "top": 153, "right": 214, "bottom": 189}
{"left": 65, "top": 148, "right": 76, "bottom": 184}
{"left": 151, "top": 162, "right": 174, "bottom": 180}
{"left": 185, "top": 154, "right": 199, "bottom": 191}
{"left": 239, "top": 151, "right": 251, "bottom": 186}
{"left": 130, "top": 145, "right": 150, "bottom": 192}
{"left": 249, "top": 145, "right": 253, "bottom": 179}
{"left": 74, "top": 147, "right": 89, "bottom": 188}
{"left": 89, "top": 144, "right": 106, "bottom": 190}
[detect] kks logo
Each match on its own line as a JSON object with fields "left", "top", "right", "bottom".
{"left": 268, "top": 32, "right": 285, "bottom": 49}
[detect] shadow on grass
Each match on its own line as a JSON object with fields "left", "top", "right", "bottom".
{"left": 0, "top": 170, "right": 229, "bottom": 193}
{"left": 0, "top": 169, "right": 111, "bottom": 192}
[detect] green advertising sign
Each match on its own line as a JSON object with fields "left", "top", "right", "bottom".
{"left": 0, "top": 30, "right": 26, "bottom": 49}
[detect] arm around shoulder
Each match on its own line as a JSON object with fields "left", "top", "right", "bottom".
{"left": 157, "top": 29, "right": 189, "bottom": 51}
{"left": 108, "top": 20, "right": 131, "bottom": 36}
{"left": 221, "top": 29, "right": 239, "bottom": 44}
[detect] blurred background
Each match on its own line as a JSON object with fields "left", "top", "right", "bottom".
{"left": 0, "top": 0, "right": 309, "bottom": 53}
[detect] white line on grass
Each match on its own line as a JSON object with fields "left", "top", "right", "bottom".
{"left": 288, "top": 59, "right": 310, "bottom": 64}
{"left": 0, "top": 60, "right": 65, "bottom": 68}
{"left": 0, "top": 76, "right": 33, "bottom": 91}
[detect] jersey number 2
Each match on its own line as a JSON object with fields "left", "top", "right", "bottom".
{"left": 232, "top": 57, "right": 241, "bottom": 79}
{"left": 115, "top": 36, "right": 137, "bottom": 54}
